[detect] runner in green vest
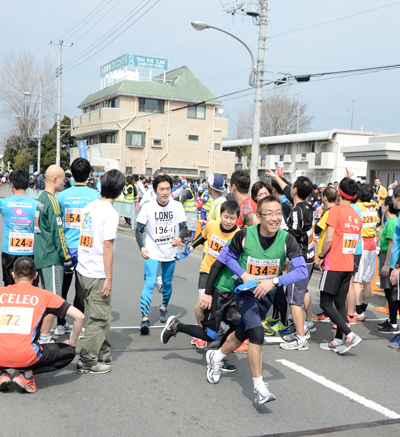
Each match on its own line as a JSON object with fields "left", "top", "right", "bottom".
{"left": 123, "top": 176, "right": 136, "bottom": 225}
{"left": 179, "top": 186, "right": 196, "bottom": 211}
{"left": 200, "top": 195, "right": 307, "bottom": 404}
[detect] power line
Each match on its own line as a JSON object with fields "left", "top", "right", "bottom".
{"left": 268, "top": 1, "right": 400, "bottom": 39}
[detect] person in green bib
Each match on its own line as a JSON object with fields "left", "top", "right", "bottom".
{"left": 200, "top": 195, "right": 307, "bottom": 404}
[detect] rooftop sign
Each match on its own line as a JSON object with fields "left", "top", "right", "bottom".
{"left": 100, "top": 54, "right": 168, "bottom": 77}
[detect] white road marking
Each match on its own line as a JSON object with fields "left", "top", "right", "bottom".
{"left": 109, "top": 326, "right": 164, "bottom": 330}
{"left": 276, "top": 359, "right": 400, "bottom": 419}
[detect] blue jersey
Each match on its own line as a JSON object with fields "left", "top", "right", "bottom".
{"left": 0, "top": 195, "right": 37, "bottom": 255}
{"left": 390, "top": 215, "right": 400, "bottom": 269}
{"left": 351, "top": 204, "right": 363, "bottom": 255}
{"left": 57, "top": 185, "right": 100, "bottom": 249}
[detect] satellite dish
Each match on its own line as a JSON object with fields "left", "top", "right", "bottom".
{"left": 218, "top": 108, "right": 224, "bottom": 115}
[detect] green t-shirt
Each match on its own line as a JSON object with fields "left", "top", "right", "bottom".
{"left": 34, "top": 191, "right": 71, "bottom": 269}
{"left": 381, "top": 216, "right": 397, "bottom": 252}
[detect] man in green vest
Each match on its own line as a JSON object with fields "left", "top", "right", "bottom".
{"left": 200, "top": 195, "right": 307, "bottom": 404}
{"left": 123, "top": 176, "right": 136, "bottom": 225}
{"left": 179, "top": 183, "right": 196, "bottom": 212}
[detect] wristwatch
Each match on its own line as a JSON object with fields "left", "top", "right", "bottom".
{"left": 272, "top": 277, "right": 280, "bottom": 286}
{"left": 318, "top": 253, "right": 325, "bottom": 259}
{"left": 395, "top": 264, "right": 400, "bottom": 269}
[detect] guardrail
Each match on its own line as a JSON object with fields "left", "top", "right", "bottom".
{"left": 0, "top": 183, "right": 199, "bottom": 231}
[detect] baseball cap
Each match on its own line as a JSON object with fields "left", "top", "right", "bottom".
{"left": 318, "top": 183, "right": 326, "bottom": 188}
{"left": 33, "top": 171, "right": 38, "bottom": 175}
{"left": 208, "top": 173, "right": 225, "bottom": 192}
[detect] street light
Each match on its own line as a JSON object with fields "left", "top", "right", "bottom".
{"left": 191, "top": 21, "right": 255, "bottom": 86}
{"left": 23, "top": 89, "right": 58, "bottom": 167}
{"left": 15, "top": 114, "right": 40, "bottom": 173}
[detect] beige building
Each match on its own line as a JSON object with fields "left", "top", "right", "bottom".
{"left": 71, "top": 66, "right": 234, "bottom": 178}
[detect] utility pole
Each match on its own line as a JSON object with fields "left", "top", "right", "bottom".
{"left": 249, "top": 0, "right": 268, "bottom": 185}
{"left": 38, "top": 80, "right": 42, "bottom": 173}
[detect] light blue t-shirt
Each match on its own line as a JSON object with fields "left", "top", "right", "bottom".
{"left": 57, "top": 185, "right": 100, "bottom": 249}
{"left": 351, "top": 203, "right": 363, "bottom": 255}
{"left": 390, "top": 215, "right": 400, "bottom": 269}
{"left": 0, "top": 195, "right": 37, "bottom": 255}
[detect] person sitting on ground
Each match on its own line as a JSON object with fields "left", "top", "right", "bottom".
{"left": 0, "top": 257, "right": 84, "bottom": 393}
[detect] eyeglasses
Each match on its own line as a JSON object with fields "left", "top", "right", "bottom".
{"left": 259, "top": 211, "right": 283, "bottom": 219}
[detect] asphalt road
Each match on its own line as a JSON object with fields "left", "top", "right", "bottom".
{"left": 1, "top": 219, "right": 399, "bottom": 437}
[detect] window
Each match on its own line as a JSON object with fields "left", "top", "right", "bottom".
{"left": 153, "top": 139, "right": 162, "bottom": 146}
{"left": 126, "top": 131, "right": 145, "bottom": 147}
{"left": 139, "top": 98, "right": 164, "bottom": 113}
{"left": 268, "top": 146, "right": 277, "bottom": 155}
{"left": 188, "top": 135, "right": 199, "bottom": 141}
{"left": 214, "top": 143, "right": 221, "bottom": 150}
{"left": 111, "top": 133, "right": 116, "bottom": 143}
{"left": 188, "top": 105, "right": 206, "bottom": 119}
{"left": 146, "top": 168, "right": 153, "bottom": 175}
{"left": 200, "top": 171, "right": 206, "bottom": 178}
{"left": 90, "top": 137, "right": 94, "bottom": 145}
{"left": 95, "top": 103, "right": 99, "bottom": 110}
{"left": 107, "top": 98, "right": 117, "bottom": 108}
{"left": 161, "top": 167, "right": 198, "bottom": 175}
{"left": 84, "top": 108, "right": 88, "bottom": 114}
{"left": 100, "top": 135, "right": 109, "bottom": 143}
{"left": 126, "top": 167, "right": 133, "bottom": 174}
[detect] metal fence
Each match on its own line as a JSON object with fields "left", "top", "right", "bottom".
{"left": 0, "top": 183, "right": 199, "bottom": 231}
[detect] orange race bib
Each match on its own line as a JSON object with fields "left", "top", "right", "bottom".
{"left": 9, "top": 232, "right": 34, "bottom": 253}
{"left": 65, "top": 208, "right": 82, "bottom": 229}
{"left": 246, "top": 256, "right": 280, "bottom": 280}
{"left": 207, "top": 234, "right": 227, "bottom": 258}
{"left": 362, "top": 211, "right": 377, "bottom": 228}
{"left": 343, "top": 233, "right": 359, "bottom": 254}
{"left": 79, "top": 230, "right": 94, "bottom": 255}
{"left": 307, "top": 228, "right": 314, "bottom": 250}
{"left": 34, "top": 210, "right": 40, "bottom": 233}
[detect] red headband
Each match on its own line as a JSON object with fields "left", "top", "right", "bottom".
{"left": 338, "top": 187, "right": 356, "bottom": 200}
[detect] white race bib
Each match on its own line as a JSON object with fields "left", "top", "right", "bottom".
{"left": 362, "top": 211, "right": 378, "bottom": 228}
{"left": 246, "top": 256, "right": 280, "bottom": 280}
{"left": 8, "top": 232, "right": 34, "bottom": 253}
{"left": 343, "top": 233, "right": 359, "bottom": 254}
{"left": 207, "top": 234, "right": 227, "bottom": 258}
{"left": 65, "top": 208, "right": 82, "bottom": 229}
{"left": 154, "top": 218, "right": 174, "bottom": 247}
{"left": 0, "top": 307, "right": 33, "bottom": 334}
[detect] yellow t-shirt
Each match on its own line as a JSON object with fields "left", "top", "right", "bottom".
{"left": 199, "top": 220, "right": 239, "bottom": 273}
{"left": 316, "top": 209, "right": 330, "bottom": 257}
{"left": 208, "top": 195, "right": 226, "bottom": 221}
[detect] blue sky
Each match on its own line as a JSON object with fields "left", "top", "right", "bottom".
{"left": 1, "top": 0, "right": 399, "bottom": 141}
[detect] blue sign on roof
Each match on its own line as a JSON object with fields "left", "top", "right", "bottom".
{"left": 100, "top": 54, "right": 168, "bottom": 77}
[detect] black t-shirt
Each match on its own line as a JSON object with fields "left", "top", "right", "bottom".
{"left": 286, "top": 201, "right": 314, "bottom": 263}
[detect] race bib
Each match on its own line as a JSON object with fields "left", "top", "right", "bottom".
{"left": 65, "top": 208, "right": 82, "bottom": 229}
{"left": 362, "top": 211, "right": 378, "bottom": 228}
{"left": 307, "top": 228, "right": 314, "bottom": 250}
{"left": 34, "top": 210, "right": 40, "bottom": 233}
{"left": 246, "top": 256, "right": 280, "bottom": 280}
{"left": 9, "top": 232, "right": 34, "bottom": 253}
{"left": 343, "top": 233, "right": 359, "bottom": 254}
{"left": 208, "top": 234, "right": 226, "bottom": 258}
{"left": 0, "top": 307, "right": 33, "bottom": 334}
{"left": 154, "top": 218, "right": 174, "bottom": 246}
{"left": 79, "top": 230, "right": 94, "bottom": 254}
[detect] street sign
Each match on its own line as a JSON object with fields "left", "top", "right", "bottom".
{"left": 77, "top": 140, "right": 88, "bottom": 160}
{"left": 100, "top": 54, "right": 168, "bottom": 77}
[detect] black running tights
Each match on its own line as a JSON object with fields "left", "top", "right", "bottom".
{"left": 27, "top": 343, "right": 76, "bottom": 375}
{"left": 384, "top": 288, "right": 399, "bottom": 325}
{"left": 58, "top": 271, "right": 84, "bottom": 326}
{"left": 320, "top": 291, "right": 351, "bottom": 339}
{"left": 177, "top": 323, "right": 237, "bottom": 347}
{"left": 272, "top": 287, "right": 288, "bottom": 325}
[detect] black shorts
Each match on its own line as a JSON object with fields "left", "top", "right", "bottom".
{"left": 389, "top": 269, "right": 400, "bottom": 302}
{"left": 354, "top": 254, "right": 362, "bottom": 275}
{"left": 198, "top": 272, "right": 209, "bottom": 292}
{"left": 201, "top": 288, "right": 240, "bottom": 338}
{"left": 320, "top": 270, "right": 352, "bottom": 296}
{"left": 2, "top": 253, "right": 39, "bottom": 287}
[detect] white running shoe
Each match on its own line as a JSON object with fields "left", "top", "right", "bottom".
{"left": 206, "top": 350, "right": 221, "bottom": 384}
{"left": 254, "top": 383, "right": 276, "bottom": 404}
{"left": 283, "top": 328, "right": 310, "bottom": 341}
{"left": 280, "top": 335, "right": 309, "bottom": 350}
{"left": 70, "top": 327, "right": 85, "bottom": 340}
{"left": 54, "top": 322, "right": 73, "bottom": 336}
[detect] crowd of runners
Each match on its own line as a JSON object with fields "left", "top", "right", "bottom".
{"left": 0, "top": 159, "right": 398, "bottom": 405}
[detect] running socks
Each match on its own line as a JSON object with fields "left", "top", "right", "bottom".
{"left": 213, "top": 348, "right": 227, "bottom": 364}
{"left": 361, "top": 303, "right": 368, "bottom": 313}
{"left": 253, "top": 376, "right": 265, "bottom": 391}
{"left": 355, "top": 305, "right": 364, "bottom": 315}
{"left": 40, "top": 334, "right": 51, "bottom": 342}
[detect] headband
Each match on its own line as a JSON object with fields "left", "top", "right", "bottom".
{"left": 338, "top": 187, "right": 356, "bottom": 200}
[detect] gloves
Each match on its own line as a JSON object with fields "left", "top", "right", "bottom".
{"left": 64, "top": 259, "right": 75, "bottom": 275}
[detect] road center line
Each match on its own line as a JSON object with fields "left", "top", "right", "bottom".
{"left": 276, "top": 359, "right": 400, "bottom": 419}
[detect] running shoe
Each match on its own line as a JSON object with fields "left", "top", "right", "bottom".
{"left": 279, "top": 335, "right": 309, "bottom": 350}
{"left": 348, "top": 315, "right": 357, "bottom": 325}
{"left": 206, "top": 350, "right": 221, "bottom": 384}
{"left": 76, "top": 362, "right": 112, "bottom": 374}
{"left": 283, "top": 328, "right": 310, "bottom": 341}
{"left": 287, "top": 314, "right": 294, "bottom": 326}
{"left": 388, "top": 338, "right": 400, "bottom": 349}
{"left": 156, "top": 275, "right": 163, "bottom": 292}
{"left": 219, "top": 360, "right": 236, "bottom": 373}
{"left": 389, "top": 333, "right": 400, "bottom": 342}
{"left": 377, "top": 319, "right": 390, "bottom": 329}
{"left": 159, "top": 308, "right": 168, "bottom": 323}
{"left": 54, "top": 322, "right": 73, "bottom": 336}
{"left": 38, "top": 336, "right": 55, "bottom": 344}
{"left": 263, "top": 325, "right": 276, "bottom": 336}
{"left": 196, "top": 338, "right": 207, "bottom": 349}
{"left": 305, "top": 318, "right": 316, "bottom": 333}
{"left": 218, "top": 322, "right": 229, "bottom": 336}
{"left": 319, "top": 339, "right": 342, "bottom": 352}
{"left": 160, "top": 316, "right": 179, "bottom": 344}
{"left": 263, "top": 316, "right": 280, "bottom": 326}
{"left": 354, "top": 312, "right": 366, "bottom": 321}
{"left": 254, "top": 383, "right": 276, "bottom": 405}
{"left": 99, "top": 356, "right": 113, "bottom": 366}
{"left": 312, "top": 313, "right": 331, "bottom": 323}
{"left": 191, "top": 337, "right": 198, "bottom": 345}
{"left": 336, "top": 333, "right": 362, "bottom": 355}
{"left": 140, "top": 319, "right": 150, "bottom": 335}
{"left": 234, "top": 340, "right": 249, "bottom": 353}
{"left": 265, "top": 321, "right": 290, "bottom": 335}
{"left": 12, "top": 371, "right": 37, "bottom": 393}
{"left": 378, "top": 325, "right": 400, "bottom": 334}
{"left": 0, "top": 371, "right": 11, "bottom": 391}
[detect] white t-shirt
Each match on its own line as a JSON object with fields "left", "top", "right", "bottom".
{"left": 137, "top": 199, "right": 186, "bottom": 261}
{"left": 139, "top": 181, "right": 187, "bottom": 208}
{"left": 77, "top": 199, "right": 119, "bottom": 278}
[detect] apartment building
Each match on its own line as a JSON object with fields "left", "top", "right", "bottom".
{"left": 70, "top": 66, "right": 234, "bottom": 178}
{"left": 223, "top": 129, "right": 386, "bottom": 184}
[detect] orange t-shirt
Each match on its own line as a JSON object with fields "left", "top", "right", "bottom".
{"left": 323, "top": 204, "right": 362, "bottom": 272}
{"left": 0, "top": 283, "right": 68, "bottom": 368}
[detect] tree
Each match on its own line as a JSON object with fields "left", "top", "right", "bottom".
{"left": 230, "top": 107, "right": 251, "bottom": 140}
{"left": 0, "top": 48, "right": 57, "bottom": 150}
